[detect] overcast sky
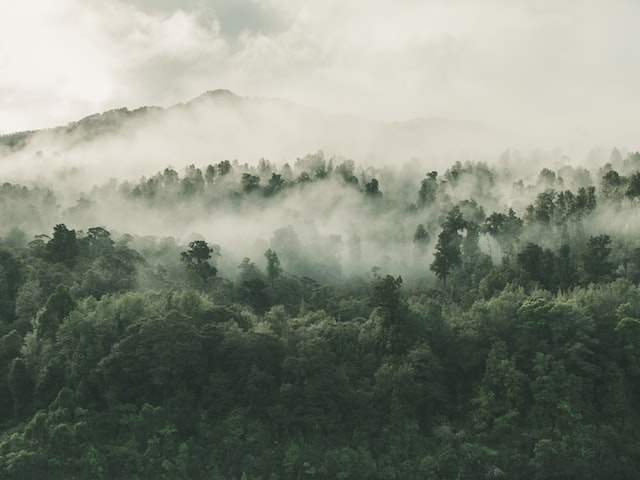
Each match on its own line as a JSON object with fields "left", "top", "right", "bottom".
{"left": 1, "top": 0, "right": 638, "bottom": 149}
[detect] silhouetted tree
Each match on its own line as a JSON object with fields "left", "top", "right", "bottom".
{"left": 45, "top": 224, "right": 78, "bottom": 267}
{"left": 217, "top": 160, "right": 232, "bottom": 176}
{"left": 601, "top": 170, "right": 626, "bottom": 202}
{"left": 582, "top": 234, "right": 613, "bottom": 282}
{"left": 625, "top": 171, "right": 640, "bottom": 202}
{"left": 241, "top": 173, "right": 261, "bottom": 193}
{"left": 265, "top": 173, "right": 284, "bottom": 196}
{"left": 180, "top": 240, "right": 219, "bottom": 287}
{"left": 264, "top": 249, "right": 283, "bottom": 284}
{"left": 431, "top": 207, "right": 465, "bottom": 285}
{"left": 418, "top": 171, "right": 438, "bottom": 206}
{"left": 365, "top": 178, "right": 381, "bottom": 197}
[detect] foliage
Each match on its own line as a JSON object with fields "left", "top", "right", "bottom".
{"left": 2, "top": 152, "right": 640, "bottom": 478}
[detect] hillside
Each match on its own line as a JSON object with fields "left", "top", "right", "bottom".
{"left": 1, "top": 143, "right": 640, "bottom": 478}
{"left": 0, "top": 89, "right": 502, "bottom": 168}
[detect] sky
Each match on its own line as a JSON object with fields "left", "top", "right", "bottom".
{"left": 1, "top": 0, "right": 639, "bottom": 149}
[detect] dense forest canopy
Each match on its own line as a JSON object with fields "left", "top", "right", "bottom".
{"left": 2, "top": 142, "right": 640, "bottom": 478}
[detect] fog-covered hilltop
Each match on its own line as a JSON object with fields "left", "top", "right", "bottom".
{"left": 0, "top": 89, "right": 506, "bottom": 185}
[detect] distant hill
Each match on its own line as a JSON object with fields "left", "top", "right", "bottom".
{"left": 0, "top": 89, "right": 505, "bottom": 166}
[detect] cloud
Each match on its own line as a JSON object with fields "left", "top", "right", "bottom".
{"left": 1, "top": 0, "right": 639, "bottom": 153}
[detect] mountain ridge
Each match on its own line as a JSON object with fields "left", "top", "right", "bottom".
{"left": 0, "top": 89, "right": 503, "bottom": 166}
{"left": 0, "top": 89, "right": 490, "bottom": 144}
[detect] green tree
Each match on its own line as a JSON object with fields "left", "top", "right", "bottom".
{"left": 365, "top": 178, "right": 381, "bottom": 197}
{"left": 0, "top": 249, "right": 22, "bottom": 324}
{"left": 625, "top": 171, "right": 640, "bottom": 202}
{"left": 335, "top": 160, "right": 359, "bottom": 185}
{"left": 181, "top": 164, "right": 205, "bottom": 196}
{"left": 431, "top": 207, "right": 465, "bottom": 285}
{"left": 204, "top": 164, "right": 216, "bottom": 183}
{"left": 8, "top": 357, "right": 33, "bottom": 418}
{"left": 264, "top": 249, "right": 282, "bottom": 284}
{"left": 418, "top": 171, "right": 438, "bottom": 206}
{"left": 45, "top": 224, "right": 78, "bottom": 267}
{"left": 517, "top": 243, "right": 556, "bottom": 290}
{"left": 555, "top": 244, "right": 577, "bottom": 291}
{"left": 217, "top": 160, "right": 232, "bottom": 176}
{"left": 264, "top": 173, "right": 284, "bottom": 196}
{"left": 525, "top": 190, "right": 556, "bottom": 224}
{"left": 483, "top": 208, "right": 523, "bottom": 258}
{"left": 180, "top": 240, "right": 219, "bottom": 287}
{"left": 601, "top": 170, "right": 626, "bottom": 202}
{"left": 581, "top": 234, "right": 613, "bottom": 283}
{"left": 79, "top": 226, "right": 115, "bottom": 260}
{"left": 370, "top": 275, "right": 410, "bottom": 354}
{"left": 35, "top": 285, "right": 76, "bottom": 342}
{"left": 241, "top": 173, "right": 261, "bottom": 193}
{"left": 236, "top": 258, "right": 269, "bottom": 314}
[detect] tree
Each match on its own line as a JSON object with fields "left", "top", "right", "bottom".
{"left": 181, "top": 164, "right": 205, "bottom": 196}
{"left": 483, "top": 208, "right": 523, "bottom": 258}
{"left": 80, "top": 226, "right": 115, "bottom": 260}
{"left": 370, "top": 274, "right": 403, "bottom": 311}
{"left": 241, "top": 173, "right": 260, "bottom": 193}
{"left": 516, "top": 243, "right": 556, "bottom": 290}
{"left": 265, "top": 173, "right": 284, "bottom": 196}
{"left": 236, "top": 258, "right": 269, "bottom": 313}
{"left": 369, "top": 274, "right": 408, "bottom": 354}
{"left": 335, "top": 160, "right": 359, "bottom": 185}
{"left": 576, "top": 186, "right": 597, "bottom": 213}
{"left": 625, "top": 171, "right": 640, "bottom": 202}
{"left": 8, "top": 358, "right": 33, "bottom": 418}
{"left": 555, "top": 244, "right": 577, "bottom": 291}
{"left": 204, "top": 164, "right": 216, "bottom": 183}
{"left": 45, "top": 224, "right": 78, "bottom": 267}
{"left": 538, "top": 168, "right": 556, "bottom": 186}
{"left": 413, "top": 224, "right": 430, "bottom": 248}
{"left": 601, "top": 170, "right": 626, "bottom": 202}
{"left": 365, "top": 178, "right": 381, "bottom": 197}
{"left": 525, "top": 190, "right": 556, "bottom": 224}
{"left": 36, "top": 285, "right": 76, "bottom": 341}
{"left": 180, "top": 240, "right": 219, "bottom": 287}
{"left": 418, "top": 172, "right": 438, "bottom": 206}
{"left": 582, "top": 234, "right": 613, "bottom": 282}
{"left": 264, "top": 249, "right": 283, "bottom": 284}
{"left": 430, "top": 206, "right": 467, "bottom": 285}
{"left": 217, "top": 160, "right": 232, "bottom": 176}
{"left": 0, "top": 249, "right": 22, "bottom": 324}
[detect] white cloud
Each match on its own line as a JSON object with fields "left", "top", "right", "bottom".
{"left": 1, "top": 0, "right": 639, "bottom": 152}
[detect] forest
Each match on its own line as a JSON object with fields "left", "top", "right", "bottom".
{"left": 1, "top": 145, "right": 640, "bottom": 479}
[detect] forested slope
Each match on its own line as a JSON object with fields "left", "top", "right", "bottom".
{"left": 1, "top": 149, "right": 640, "bottom": 478}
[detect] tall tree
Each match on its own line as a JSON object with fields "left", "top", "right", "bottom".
{"left": 45, "top": 224, "right": 78, "bottom": 267}
{"left": 582, "top": 234, "right": 613, "bottom": 283}
{"left": 365, "top": 178, "right": 381, "bottom": 197}
{"left": 625, "top": 171, "right": 640, "bottom": 202}
{"left": 417, "top": 171, "right": 438, "bottom": 206}
{"left": 264, "top": 248, "right": 283, "bottom": 284}
{"left": 430, "top": 207, "right": 465, "bottom": 285}
{"left": 180, "top": 240, "right": 219, "bottom": 287}
{"left": 36, "top": 285, "right": 76, "bottom": 341}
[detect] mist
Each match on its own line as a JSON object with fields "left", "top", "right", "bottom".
{"left": 3, "top": 1, "right": 640, "bottom": 152}
{"left": 1, "top": 0, "right": 639, "bottom": 285}
{"left": 1, "top": 93, "right": 638, "bottom": 288}
{"left": 5, "top": 3, "right": 640, "bottom": 477}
